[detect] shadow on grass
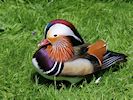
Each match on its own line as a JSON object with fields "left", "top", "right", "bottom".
{"left": 31, "top": 63, "right": 126, "bottom": 89}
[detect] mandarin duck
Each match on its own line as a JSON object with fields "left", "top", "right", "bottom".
{"left": 32, "top": 19, "right": 127, "bottom": 83}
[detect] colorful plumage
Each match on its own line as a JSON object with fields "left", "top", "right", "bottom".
{"left": 32, "top": 19, "right": 127, "bottom": 83}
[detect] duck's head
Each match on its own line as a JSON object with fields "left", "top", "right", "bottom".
{"left": 38, "top": 19, "right": 84, "bottom": 47}
{"left": 37, "top": 19, "right": 84, "bottom": 62}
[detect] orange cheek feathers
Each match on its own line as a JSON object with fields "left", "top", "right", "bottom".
{"left": 48, "top": 37, "right": 58, "bottom": 43}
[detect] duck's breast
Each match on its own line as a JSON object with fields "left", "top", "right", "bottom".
{"left": 32, "top": 47, "right": 63, "bottom": 75}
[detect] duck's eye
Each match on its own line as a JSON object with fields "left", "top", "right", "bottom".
{"left": 54, "top": 34, "right": 57, "bottom": 37}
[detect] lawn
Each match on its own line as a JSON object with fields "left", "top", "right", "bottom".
{"left": 0, "top": 0, "right": 133, "bottom": 99}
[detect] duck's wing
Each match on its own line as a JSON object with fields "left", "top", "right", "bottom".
{"left": 62, "top": 40, "right": 127, "bottom": 76}
{"left": 73, "top": 40, "right": 107, "bottom": 65}
{"left": 73, "top": 43, "right": 89, "bottom": 56}
{"left": 87, "top": 40, "right": 107, "bottom": 65}
{"left": 86, "top": 40, "right": 127, "bottom": 68}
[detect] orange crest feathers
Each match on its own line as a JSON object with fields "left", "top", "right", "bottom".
{"left": 88, "top": 40, "right": 107, "bottom": 65}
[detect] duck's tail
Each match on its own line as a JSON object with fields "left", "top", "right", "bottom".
{"left": 102, "top": 51, "right": 127, "bottom": 69}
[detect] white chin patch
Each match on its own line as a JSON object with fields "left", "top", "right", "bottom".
{"left": 47, "top": 24, "right": 82, "bottom": 42}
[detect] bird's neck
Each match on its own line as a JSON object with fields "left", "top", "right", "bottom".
{"left": 46, "top": 37, "right": 74, "bottom": 62}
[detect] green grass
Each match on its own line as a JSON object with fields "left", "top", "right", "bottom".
{"left": 0, "top": 0, "right": 133, "bottom": 99}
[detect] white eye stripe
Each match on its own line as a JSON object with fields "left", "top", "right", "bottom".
{"left": 47, "top": 24, "right": 82, "bottom": 42}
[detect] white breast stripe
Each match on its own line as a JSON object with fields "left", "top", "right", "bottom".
{"left": 32, "top": 58, "right": 40, "bottom": 70}
{"left": 44, "top": 61, "right": 58, "bottom": 74}
{"left": 32, "top": 58, "right": 44, "bottom": 74}
{"left": 54, "top": 62, "right": 62, "bottom": 75}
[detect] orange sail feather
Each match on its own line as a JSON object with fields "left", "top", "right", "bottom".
{"left": 87, "top": 40, "right": 107, "bottom": 66}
